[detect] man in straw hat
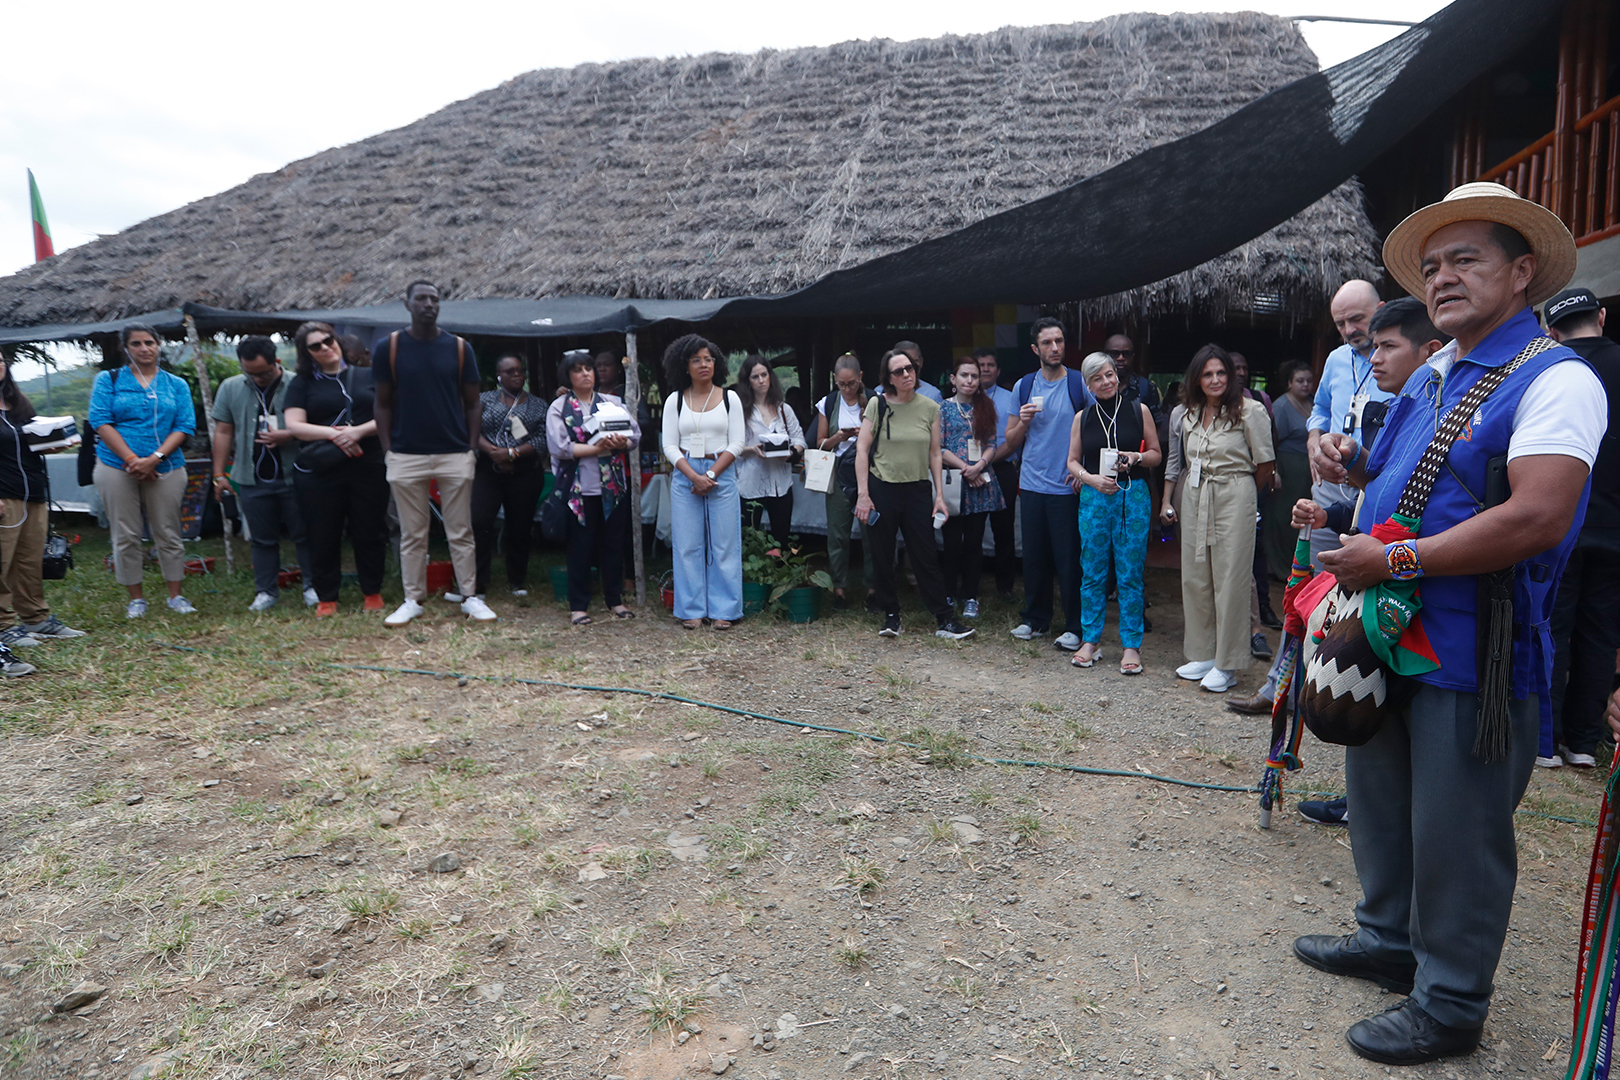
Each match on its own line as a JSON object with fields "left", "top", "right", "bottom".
{"left": 1291, "top": 182, "right": 1606, "bottom": 1065}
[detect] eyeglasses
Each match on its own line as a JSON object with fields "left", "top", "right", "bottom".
{"left": 888, "top": 364, "right": 915, "bottom": 378}
{"left": 1105, "top": 349, "right": 1135, "bottom": 360}
{"left": 306, "top": 335, "right": 336, "bottom": 353}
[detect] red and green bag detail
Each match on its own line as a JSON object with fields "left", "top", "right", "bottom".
{"left": 28, "top": 169, "right": 55, "bottom": 261}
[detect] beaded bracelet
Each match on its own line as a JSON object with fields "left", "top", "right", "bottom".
{"left": 1385, "top": 539, "right": 1423, "bottom": 581}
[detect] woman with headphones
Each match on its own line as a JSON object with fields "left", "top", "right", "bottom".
{"left": 89, "top": 324, "right": 198, "bottom": 619}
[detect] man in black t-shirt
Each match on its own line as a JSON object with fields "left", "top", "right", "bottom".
{"left": 373, "top": 281, "right": 494, "bottom": 626}
{"left": 1543, "top": 287, "right": 1620, "bottom": 766}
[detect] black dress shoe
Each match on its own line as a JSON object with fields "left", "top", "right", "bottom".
{"left": 1259, "top": 605, "right": 1283, "bottom": 630}
{"left": 1346, "top": 997, "right": 1482, "bottom": 1066}
{"left": 1293, "top": 933, "right": 1416, "bottom": 994}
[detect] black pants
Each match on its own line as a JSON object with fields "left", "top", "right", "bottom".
{"left": 941, "top": 511, "right": 989, "bottom": 601}
{"left": 293, "top": 457, "right": 389, "bottom": 602}
{"left": 988, "top": 461, "right": 1020, "bottom": 594}
{"left": 867, "top": 477, "right": 951, "bottom": 625}
{"left": 743, "top": 491, "right": 794, "bottom": 549}
{"left": 1019, "top": 490, "right": 1081, "bottom": 635}
{"left": 1550, "top": 530, "right": 1620, "bottom": 755}
{"left": 565, "top": 494, "right": 628, "bottom": 612}
{"left": 472, "top": 459, "right": 545, "bottom": 594}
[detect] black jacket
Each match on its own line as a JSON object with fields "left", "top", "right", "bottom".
{"left": 1561, "top": 335, "right": 1620, "bottom": 532}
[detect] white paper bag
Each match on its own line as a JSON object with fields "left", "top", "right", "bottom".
{"left": 803, "top": 449, "right": 836, "bottom": 494}
{"left": 939, "top": 468, "right": 964, "bottom": 516}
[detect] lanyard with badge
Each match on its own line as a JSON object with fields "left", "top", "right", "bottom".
{"left": 1342, "top": 349, "right": 1374, "bottom": 435}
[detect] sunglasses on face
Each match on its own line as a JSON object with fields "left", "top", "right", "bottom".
{"left": 306, "top": 335, "right": 336, "bottom": 352}
{"left": 888, "top": 364, "right": 915, "bottom": 378}
{"left": 1105, "top": 349, "right": 1135, "bottom": 360}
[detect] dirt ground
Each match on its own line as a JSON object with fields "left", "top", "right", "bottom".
{"left": 0, "top": 562, "right": 1607, "bottom": 1080}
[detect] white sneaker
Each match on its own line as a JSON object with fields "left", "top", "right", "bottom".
{"left": 1200, "top": 668, "right": 1237, "bottom": 693}
{"left": 126, "top": 599, "right": 148, "bottom": 619}
{"left": 510, "top": 589, "right": 529, "bottom": 598}
{"left": 1010, "top": 623, "right": 1044, "bottom": 640}
{"left": 1534, "top": 755, "right": 1565, "bottom": 769}
{"left": 461, "top": 596, "right": 497, "bottom": 622}
{"left": 303, "top": 587, "right": 319, "bottom": 607}
{"left": 1176, "top": 659, "right": 1216, "bottom": 681}
{"left": 385, "top": 599, "right": 424, "bottom": 627}
{"left": 249, "top": 592, "right": 277, "bottom": 612}
{"left": 1560, "top": 744, "right": 1599, "bottom": 768}
{"left": 167, "top": 596, "right": 198, "bottom": 615}
{"left": 443, "top": 591, "right": 465, "bottom": 604}
{"left": 1053, "top": 632, "right": 1081, "bottom": 651}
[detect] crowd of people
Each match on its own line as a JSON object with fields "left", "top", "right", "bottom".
{"left": 2, "top": 181, "right": 1620, "bottom": 1071}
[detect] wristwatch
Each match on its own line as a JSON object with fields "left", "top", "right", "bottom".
{"left": 705, "top": 469, "right": 717, "bottom": 481}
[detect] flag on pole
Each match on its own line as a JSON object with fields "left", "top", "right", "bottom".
{"left": 28, "top": 169, "right": 55, "bottom": 261}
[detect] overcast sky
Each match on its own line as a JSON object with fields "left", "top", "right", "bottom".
{"left": 3, "top": 0, "right": 1447, "bottom": 285}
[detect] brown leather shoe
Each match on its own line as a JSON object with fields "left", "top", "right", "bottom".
{"left": 1226, "top": 691, "right": 1273, "bottom": 716}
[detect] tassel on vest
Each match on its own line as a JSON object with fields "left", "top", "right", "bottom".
{"left": 1473, "top": 567, "right": 1515, "bottom": 762}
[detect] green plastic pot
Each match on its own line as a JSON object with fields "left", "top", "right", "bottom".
{"left": 742, "top": 581, "right": 770, "bottom": 618}
{"left": 779, "top": 586, "right": 820, "bottom": 624}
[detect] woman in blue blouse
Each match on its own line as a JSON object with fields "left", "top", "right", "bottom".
{"left": 88, "top": 324, "right": 198, "bottom": 618}
{"left": 938, "top": 356, "right": 1004, "bottom": 620}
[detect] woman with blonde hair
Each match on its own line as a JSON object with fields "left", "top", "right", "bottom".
{"left": 1067, "top": 352, "right": 1160, "bottom": 674}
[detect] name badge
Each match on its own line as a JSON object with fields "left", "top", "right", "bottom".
{"left": 508, "top": 414, "right": 528, "bottom": 441}
{"left": 689, "top": 434, "right": 706, "bottom": 459}
{"left": 1187, "top": 459, "right": 1203, "bottom": 489}
{"left": 1343, "top": 393, "right": 1370, "bottom": 434}
{"left": 967, "top": 438, "right": 982, "bottom": 462}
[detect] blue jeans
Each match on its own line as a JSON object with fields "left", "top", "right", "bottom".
{"left": 1078, "top": 482, "right": 1149, "bottom": 648}
{"left": 1019, "top": 491, "right": 1081, "bottom": 635}
{"left": 670, "top": 460, "right": 742, "bottom": 621}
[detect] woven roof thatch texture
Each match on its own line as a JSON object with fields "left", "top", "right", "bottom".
{"left": 0, "top": 12, "right": 1379, "bottom": 327}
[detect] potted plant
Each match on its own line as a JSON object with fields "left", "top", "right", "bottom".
{"left": 742, "top": 523, "right": 833, "bottom": 623}
{"left": 740, "top": 524, "right": 777, "bottom": 617}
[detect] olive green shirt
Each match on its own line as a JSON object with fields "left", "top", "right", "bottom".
{"left": 865, "top": 394, "right": 939, "bottom": 484}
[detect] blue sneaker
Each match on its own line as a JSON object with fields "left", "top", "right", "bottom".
{"left": 1298, "top": 797, "right": 1349, "bottom": 825}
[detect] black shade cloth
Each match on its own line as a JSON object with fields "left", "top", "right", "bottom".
{"left": 0, "top": 0, "right": 1565, "bottom": 345}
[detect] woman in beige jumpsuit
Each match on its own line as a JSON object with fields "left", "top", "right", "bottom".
{"left": 1160, "top": 344, "right": 1274, "bottom": 693}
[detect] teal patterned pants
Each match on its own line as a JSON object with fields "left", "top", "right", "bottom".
{"left": 1078, "top": 480, "right": 1150, "bottom": 648}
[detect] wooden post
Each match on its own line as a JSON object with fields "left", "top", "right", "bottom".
{"left": 184, "top": 315, "right": 232, "bottom": 575}
{"left": 623, "top": 331, "right": 646, "bottom": 607}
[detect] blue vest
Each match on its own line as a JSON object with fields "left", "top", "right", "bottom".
{"left": 1356, "top": 308, "right": 1591, "bottom": 700}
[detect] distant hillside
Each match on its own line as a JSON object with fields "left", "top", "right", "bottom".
{"left": 14, "top": 364, "right": 98, "bottom": 419}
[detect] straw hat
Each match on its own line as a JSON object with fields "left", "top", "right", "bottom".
{"left": 1382, "top": 182, "right": 1577, "bottom": 307}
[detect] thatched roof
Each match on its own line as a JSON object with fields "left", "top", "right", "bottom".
{"left": 0, "top": 12, "right": 1379, "bottom": 328}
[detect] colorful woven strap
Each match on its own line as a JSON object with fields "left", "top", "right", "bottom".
{"left": 1393, "top": 336, "right": 1557, "bottom": 520}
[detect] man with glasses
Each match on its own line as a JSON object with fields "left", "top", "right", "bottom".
{"left": 1103, "top": 333, "right": 1162, "bottom": 425}
{"left": 373, "top": 281, "right": 497, "bottom": 626}
{"left": 211, "top": 336, "right": 316, "bottom": 612}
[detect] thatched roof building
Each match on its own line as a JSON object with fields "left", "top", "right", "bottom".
{"left": 0, "top": 12, "right": 1380, "bottom": 329}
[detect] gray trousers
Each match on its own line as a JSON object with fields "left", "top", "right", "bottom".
{"left": 236, "top": 478, "right": 312, "bottom": 598}
{"left": 1345, "top": 683, "right": 1537, "bottom": 1027}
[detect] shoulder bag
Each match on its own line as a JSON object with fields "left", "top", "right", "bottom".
{"left": 294, "top": 367, "right": 356, "bottom": 474}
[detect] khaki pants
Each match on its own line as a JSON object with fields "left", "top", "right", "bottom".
{"left": 1179, "top": 474, "right": 1256, "bottom": 671}
{"left": 94, "top": 463, "right": 188, "bottom": 586}
{"left": 386, "top": 450, "right": 476, "bottom": 601}
{"left": 0, "top": 497, "right": 49, "bottom": 627}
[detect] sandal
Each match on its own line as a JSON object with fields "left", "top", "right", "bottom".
{"left": 611, "top": 606, "right": 636, "bottom": 619}
{"left": 570, "top": 613, "right": 592, "bottom": 627}
{"left": 1119, "top": 661, "right": 1144, "bottom": 675}
{"left": 711, "top": 620, "right": 733, "bottom": 631}
{"left": 681, "top": 618, "right": 702, "bottom": 630}
{"left": 1071, "top": 645, "right": 1101, "bottom": 669}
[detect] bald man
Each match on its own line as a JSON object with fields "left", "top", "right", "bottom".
{"left": 1305, "top": 280, "right": 1393, "bottom": 568}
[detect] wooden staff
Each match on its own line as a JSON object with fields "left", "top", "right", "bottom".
{"left": 623, "top": 332, "right": 646, "bottom": 606}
